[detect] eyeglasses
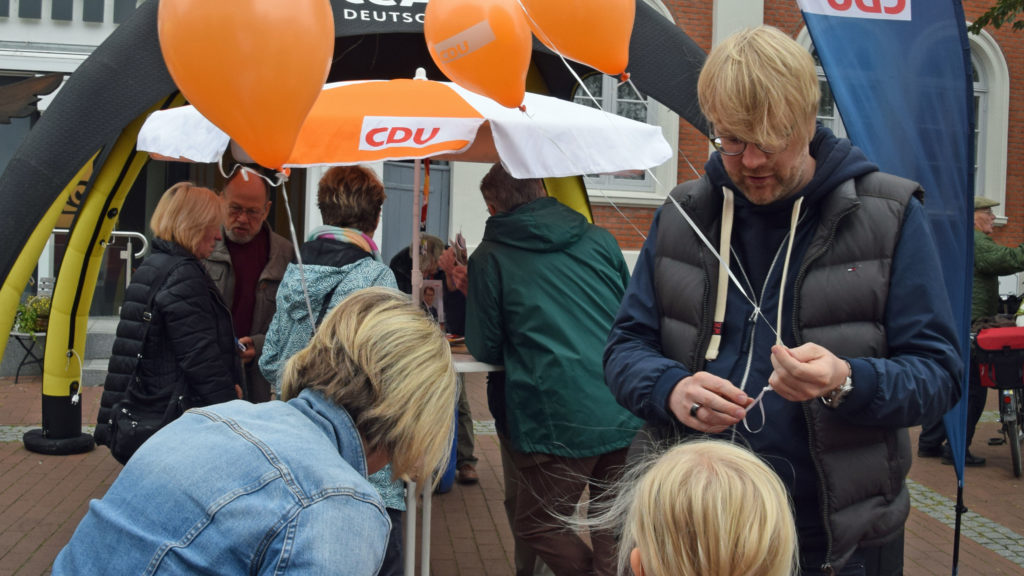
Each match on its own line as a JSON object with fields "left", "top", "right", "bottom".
{"left": 227, "top": 203, "right": 266, "bottom": 220}
{"left": 227, "top": 202, "right": 266, "bottom": 218}
{"left": 710, "top": 135, "right": 784, "bottom": 157}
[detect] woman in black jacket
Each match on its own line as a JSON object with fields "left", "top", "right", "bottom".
{"left": 95, "top": 182, "right": 243, "bottom": 458}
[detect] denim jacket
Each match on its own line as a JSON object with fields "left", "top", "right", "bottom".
{"left": 54, "top": 390, "right": 389, "bottom": 575}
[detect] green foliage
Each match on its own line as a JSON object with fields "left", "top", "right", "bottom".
{"left": 14, "top": 295, "right": 51, "bottom": 334}
{"left": 968, "top": 0, "right": 1023, "bottom": 34}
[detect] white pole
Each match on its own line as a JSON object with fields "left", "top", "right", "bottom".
{"left": 411, "top": 158, "right": 423, "bottom": 307}
{"left": 404, "top": 480, "right": 417, "bottom": 576}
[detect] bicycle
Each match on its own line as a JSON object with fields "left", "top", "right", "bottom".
{"left": 974, "top": 326, "right": 1024, "bottom": 477}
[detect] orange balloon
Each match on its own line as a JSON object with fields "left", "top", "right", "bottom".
{"left": 158, "top": 0, "right": 334, "bottom": 170}
{"left": 520, "top": 0, "right": 635, "bottom": 75}
{"left": 425, "top": 0, "right": 531, "bottom": 108}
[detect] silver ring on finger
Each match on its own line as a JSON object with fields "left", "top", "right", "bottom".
{"left": 690, "top": 402, "right": 702, "bottom": 418}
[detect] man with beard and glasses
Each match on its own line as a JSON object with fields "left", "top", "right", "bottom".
{"left": 204, "top": 167, "right": 293, "bottom": 403}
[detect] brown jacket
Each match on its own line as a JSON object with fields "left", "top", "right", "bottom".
{"left": 204, "top": 223, "right": 293, "bottom": 402}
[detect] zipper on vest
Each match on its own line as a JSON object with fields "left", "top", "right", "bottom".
{"left": 803, "top": 401, "right": 836, "bottom": 575}
{"left": 794, "top": 205, "right": 855, "bottom": 576}
{"left": 791, "top": 203, "right": 858, "bottom": 346}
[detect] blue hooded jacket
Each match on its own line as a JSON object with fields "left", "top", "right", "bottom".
{"left": 604, "top": 125, "right": 961, "bottom": 555}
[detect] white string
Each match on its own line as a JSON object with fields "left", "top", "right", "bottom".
{"left": 511, "top": 3, "right": 705, "bottom": 247}
{"left": 742, "top": 384, "right": 773, "bottom": 434}
{"left": 65, "top": 348, "right": 84, "bottom": 405}
{"left": 664, "top": 193, "right": 781, "bottom": 342}
{"left": 276, "top": 177, "right": 317, "bottom": 334}
{"left": 515, "top": 0, "right": 606, "bottom": 112}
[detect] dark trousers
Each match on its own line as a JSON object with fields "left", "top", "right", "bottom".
{"left": 919, "top": 358, "right": 987, "bottom": 449}
{"left": 506, "top": 443, "right": 628, "bottom": 576}
{"left": 378, "top": 508, "right": 404, "bottom": 576}
{"left": 800, "top": 531, "right": 904, "bottom": 576}
{"left": 456, "top": 375, "right": 477, "bottom": 467}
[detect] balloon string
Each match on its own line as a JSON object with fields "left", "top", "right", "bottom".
{"left": 277, "top": 178, "right": 316, "bottom": 334}
{"left": 514, "top": 0, "right": 603, "bottom": 112}
{"left": 512, "top": 1, "right": 700, "bottom": 244}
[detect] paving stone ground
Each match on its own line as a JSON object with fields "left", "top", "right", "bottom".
{"left": 1, "top": 373, "right": 1022, "bottom": 575}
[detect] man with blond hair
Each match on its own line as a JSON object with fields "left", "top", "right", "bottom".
{"left": 604, "top": 26, "right": 960, "bottom": 576}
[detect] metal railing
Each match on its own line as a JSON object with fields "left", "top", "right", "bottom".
{"left": 52, "top": 228, "right": 148, "bottom": 292}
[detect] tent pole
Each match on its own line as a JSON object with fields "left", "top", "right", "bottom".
{"left": 952, "top": 483, "right": 964, "bottom": 575}
{"left": 411, "top": 158, "right": 422, "bottom": 308}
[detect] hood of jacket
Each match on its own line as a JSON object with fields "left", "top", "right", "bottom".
{"left": 482, "top": 197, "right": 589, "bottom": 253}
{"left": 276, "top": 238, "right": 371, "bottom": 313}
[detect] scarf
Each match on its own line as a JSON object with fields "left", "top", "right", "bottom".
{"left": 308, "top": 225, "right": 383, "bottom": 262}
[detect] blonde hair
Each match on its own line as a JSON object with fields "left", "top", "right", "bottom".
{"left": 149, "top": 182, "right": 223, "bottom": 257}
{"left": 581, "top": 439, "right": 797, "bottom": 576}
{"left": 698, "top": 26, "right": 820, "bottom": 148}
{"left": 419, "top": 234, "right": 445, "bottom": 274}
{"left": 279, "top": 287, "right": 457, "bottom": 485}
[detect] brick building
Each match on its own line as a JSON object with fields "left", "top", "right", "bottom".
{"left": 590, "top": 1, "right": 1024, "bottom": 260}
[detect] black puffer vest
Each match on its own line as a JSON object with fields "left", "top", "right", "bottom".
{"left": 653, "top": 171, "right": 923, "bottom": 570}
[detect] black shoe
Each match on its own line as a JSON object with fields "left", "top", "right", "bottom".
{"left": 941, "top": 451, "right": 986, "bottom": 467}
{"left": 917, "top": 445, "right": 944, "bottom": 458}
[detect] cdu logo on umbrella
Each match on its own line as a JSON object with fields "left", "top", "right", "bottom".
{"left": 358, "top": 116, "right": 479, "bottom": 151}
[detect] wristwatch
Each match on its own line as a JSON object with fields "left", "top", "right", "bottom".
{"left": 821, "top": 362, "right": 854, "bottom": 408}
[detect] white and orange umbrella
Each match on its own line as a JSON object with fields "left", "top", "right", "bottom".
{"left": 137, "top": 75, "right": 672, "bottom": 179}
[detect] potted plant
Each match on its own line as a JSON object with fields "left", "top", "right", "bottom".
{"left": 15, "top": 295, "right": 51, "bottom": 335}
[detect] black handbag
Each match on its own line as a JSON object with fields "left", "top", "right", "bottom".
{"left": 108, "top": 394, "right": 182, "bottom": 465}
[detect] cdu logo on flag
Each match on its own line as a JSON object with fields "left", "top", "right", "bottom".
{"left": 797, "top": 0, "right": 911, "bottom": 21}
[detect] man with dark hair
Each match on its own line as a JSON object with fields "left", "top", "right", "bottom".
{"left": 466, "top": 163, "right": 640, "bottom": 576}
{"left": 204, "top": 167, "right": 292, "bottom": 403}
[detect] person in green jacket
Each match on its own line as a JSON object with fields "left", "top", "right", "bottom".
{"left": 465, "top": 163, "right": 641, "bottom": 576}
{"left": 919, "top": 195, "right": 1024, "bottom": 466}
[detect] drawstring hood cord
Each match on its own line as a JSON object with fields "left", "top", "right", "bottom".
{"left": 667, "top": 188, "right": 805, "bottom": 433}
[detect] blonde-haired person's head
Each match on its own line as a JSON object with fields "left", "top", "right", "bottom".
{"left": 698, "top": 25, "right": 820, "bottom": 149}
{"left": 279, "top": 287, "right": 457, "bottom": 485}
{"left": 149, "top": 182, "right": 224, "bottom": 258}
{"left": 621, "top": 440, "right": 797, "bottom": 576}
{"left": 419, "top": 234, "right": 445, "bottom": 275}
{"left": 317, "top": 165, "right": 386, "bottom": 235}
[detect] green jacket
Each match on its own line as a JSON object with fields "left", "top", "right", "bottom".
{"left": 466, "top": 197, "right": 641, "bottom": 457}
{"left": 973, "top": 228, "right": 1024, "bottom": 320}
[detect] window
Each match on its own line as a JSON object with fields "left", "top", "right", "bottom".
{"left": 812, "top": 49, "right": 846, "bottom": 138}
{"left": 800, "top": 27, "right": 1010, "bottom": 223}
{"left": 572, "top": 73, "right": 657, "bottom": 192}
{"left": 973, "top": 54, "right": 987, "bottom": 205}
{"left": 967, "top": 28, "right": 1009, "bottom": 223}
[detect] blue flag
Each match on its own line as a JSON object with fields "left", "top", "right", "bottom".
{"left": 798, "top": 1, "right": 974, "bottom": 479}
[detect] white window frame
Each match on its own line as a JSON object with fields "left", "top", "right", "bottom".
{"left": 967, "top": 27, "right": 1010, "bottom": 226}
{"left": 799, "top": 26, "right": 1009, "bottom": 226}
{"left": 795, "top": 29, "right": 848, "bottom": 139}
